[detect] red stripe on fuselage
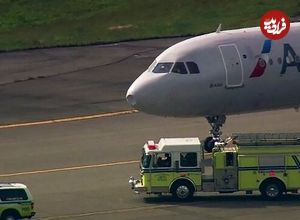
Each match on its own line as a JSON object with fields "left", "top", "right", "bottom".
{"left": 250, "top": 58, "right": 267, "bottom": 78}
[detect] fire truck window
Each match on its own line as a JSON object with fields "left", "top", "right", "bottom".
{"left": 141, "top": 153, "right": 151, "bottom": 168}
{"left": 180, "top": 152, "right": 197, "bottom": 167}
{"left": 226, "top": 152, "right": 234, "bottom": 166}
{"left": 155, "top": 153, "right": 171, "bottom": 168}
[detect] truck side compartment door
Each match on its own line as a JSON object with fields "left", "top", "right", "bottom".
{"left": 287, "top": 154, "right": 300, "bottom": 188}
{"left": 214, "top": 152, "right": 238, "bottom": 192}
{"left": 238, "top": 155, "right": 259, "bottom": 190}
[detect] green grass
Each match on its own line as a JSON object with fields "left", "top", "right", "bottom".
{"left": 0, "top": 0, "right": 299, "bottom": 51}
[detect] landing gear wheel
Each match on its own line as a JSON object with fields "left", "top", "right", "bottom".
{"left": 203, "top": 136, "right": 216, "bottom": 152}
{"left": 206, "top": 115, "right": 226, "bottom": 137}
{"left": 204, "top": 115, "right": 226, "bottom": 152}
{"left": 261, "top": 182, "right": 283, "bottom": 200}
{"left": 172, "top": 182, "right": 194, "bottom": 201}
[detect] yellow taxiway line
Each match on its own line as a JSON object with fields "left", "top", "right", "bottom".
{"left": 36, "top": 205, "right": 177, "bottom": 220}
{"left": 0, "top": 160, "right": 139, "bottom": 178}
{"left": 0, "top": 154, "right": 211, "bottom": 178}
{"left": 0, "top": 110, "right": 138, "bottom": 129}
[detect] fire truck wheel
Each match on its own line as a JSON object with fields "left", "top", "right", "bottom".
{"left": 261, "top": 181, "right": 283, "bottom": 199}
{"left": 171, "top": 181, "right": 194, "bottom": 201}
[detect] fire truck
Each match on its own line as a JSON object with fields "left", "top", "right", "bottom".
{"left": 129, "top": 133, "right": 300, "bottom": 200}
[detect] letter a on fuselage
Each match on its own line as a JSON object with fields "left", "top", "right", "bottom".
{"left": 281, "top": 44, "right": 300, "bottom": 74}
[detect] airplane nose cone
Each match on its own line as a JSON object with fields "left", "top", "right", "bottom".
{"left": 126, "top": 70, "right": 162, "bottom": 112}
{"left": 126, "top": 84, "right": 138, "bottom": 107}
{"left": 126, "top": 94, "right": 136, "bottom": 106}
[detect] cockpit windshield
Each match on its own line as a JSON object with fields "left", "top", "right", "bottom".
{"left": 171, "top": 62, "right": 188, "bottom": 74}
{"left": 141, "top": 151, "right": 151, "bottom": 168}
{"left": 151, "top": 61, "right": 200, "bottom": 74}
{"left": 186, "top": 62, "right": 200, "bottom": 74}
{"left": 153, "top": 62, "right": 174, "bottom": 73}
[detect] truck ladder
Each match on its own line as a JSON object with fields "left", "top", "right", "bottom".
{"left": 232, "top": 133, "right": 300, "bottom": 146}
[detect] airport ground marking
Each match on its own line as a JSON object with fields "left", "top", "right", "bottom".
{"left": 0, "top": 160, "right": 139, "bottom": 177}
{"left": 35, "top": 205, "right": 177, "bottom": 220}
{"left": 0, "top": 110, "right": 138, "bottom": 129}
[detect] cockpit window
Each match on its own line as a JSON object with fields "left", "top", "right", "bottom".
{"left": 186, "top": 62, "right": 200, "bottom": 74}
{"left": 171, "top": 62, "right": 188, "bottom": 74}
{"left": 153, "top": 62, "right": 173, "bottom": 73}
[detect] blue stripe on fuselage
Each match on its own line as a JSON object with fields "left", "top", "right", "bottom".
{"left": 261, "top": 39, "right": 272, "bottom": 54}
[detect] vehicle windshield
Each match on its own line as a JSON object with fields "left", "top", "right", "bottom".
{"left": 153, "top": 62, "right": 173, "bottom": 73}
{"left": 141, "top": 151, "right": 152, "bottom": 168}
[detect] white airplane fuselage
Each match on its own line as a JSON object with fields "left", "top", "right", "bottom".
{"left": 126, "top": 23, "right": 300, "bottom": 117}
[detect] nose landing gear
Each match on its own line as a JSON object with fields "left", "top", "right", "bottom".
{"left": 204, "top": 115, "right": 226, "bottom": 152}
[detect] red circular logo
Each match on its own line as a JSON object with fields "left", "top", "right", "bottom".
{"left": 260, "top": 10, "right": 290, "bottom": 40}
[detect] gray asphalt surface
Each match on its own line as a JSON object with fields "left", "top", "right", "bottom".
{"left": 0, "top": 38, "right": 300, "bottom": 220}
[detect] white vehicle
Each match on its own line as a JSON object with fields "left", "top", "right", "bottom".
{"left": 0, "top": 183, "right": 35, "bottom": 220}
{"left": 126, "top": 23, "right": 300, "bottom": 152}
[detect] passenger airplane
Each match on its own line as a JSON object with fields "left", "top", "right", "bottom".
{"left": 126, "top": 22, "right": 300, "bottom": 152}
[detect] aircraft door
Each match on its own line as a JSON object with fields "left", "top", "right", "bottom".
{"left": 219, "top": 44, "right": 244, "bottom": 88}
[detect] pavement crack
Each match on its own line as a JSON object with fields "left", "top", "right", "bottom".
{"left": 0, "top": 48, "right": 161, "bottom": 87}
{"left": 34, "top": 205, "right": 177, "bottom": 220}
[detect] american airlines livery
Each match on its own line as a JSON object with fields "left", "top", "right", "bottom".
{"left": 126, "top": 22, "right": 300, "bottom": 152}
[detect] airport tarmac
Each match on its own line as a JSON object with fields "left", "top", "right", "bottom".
{"left": 0, "top": 39, "right": 300, "bottom": 220}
